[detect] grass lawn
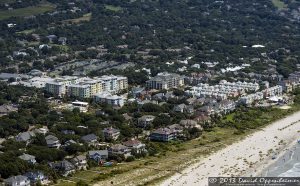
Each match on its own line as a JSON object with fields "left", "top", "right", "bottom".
{"left": 0, "top": 3, "right": 55, "bottom": 20}
{"left": 62, "top": 13, "right": 92, "bottom": 24}
{"left": 105, "top": 5, "right": 123, "bottom": 12}
{"left": 271, "top": 0, "right": 287, "bottom": 9}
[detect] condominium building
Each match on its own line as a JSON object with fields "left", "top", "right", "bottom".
{"left": 186, "top": 81, "right": 259, "bottom": 100}
{"left": 44, "top": 75, "right": 128, "bottom": 98}
{"left": 263, "top": 85, "right": 283, "bottom": 97}
{"left": 146, "top": 72, "right": 184, "bottom": 90}
{"left": 68, "top": 78, "right": 102, "bottom": 98}
{"left": 219, "top": 80, "right": 260, "bottom": 91}
{"left": 239, "top": 92, "right": 264, "bottom": 105}
{"left": 45, "top": 76, "right": 78, "bottom": 97}
{"left": 99, "top": 75, "right": 128, "bottom": 93}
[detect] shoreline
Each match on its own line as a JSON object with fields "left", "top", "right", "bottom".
{"left": 161, "top": 110, "right": 300, "bottom": 186}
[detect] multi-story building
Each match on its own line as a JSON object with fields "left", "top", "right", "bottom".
{"left": 137, "top": 115, "right": 156, "bottom": 128}
{"left": 98, "top": 75, "right": 128, "bottom": 93}
{"left": 263, "top": 85, "right": 283, "bottom": 97}
{"left": 239, "top": 92, "right": 264, "bottom": 105}
{"left": 44, "top": 75, "right": 127, "bottom": 98}
{"left": 103, "top": 127, "right": 120, "bottom": 141}
{"left": 149, "top": 128, "right": 176, "bottom": 142}
{"left": 146, "top": 72, "right": 184, "bottom": 90}
{"left": 45, "top": 76, "right": 78, "bottom": 97}
{"left": 278, "top": 80, "right": 294, "bottom": 93}
{"left": 288, "top": 71, "right": 300, "bottom": 83}
{"left": 94, "top": 92, "right": 125, "bottom": 107}
{"left": 186, "top": 81, "right": 259, "bottom": 100}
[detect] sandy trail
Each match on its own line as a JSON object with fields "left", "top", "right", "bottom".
{"left": 161, "top": 111, "right": 300, "bottom": 186}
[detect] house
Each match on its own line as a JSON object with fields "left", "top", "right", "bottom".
{"left": 168, "top": 124, "right": 184, "bottom": 137}
{"left": 18, "top": 153, "right": 36, "bottom": 164}
{"left": 122, "top": 139, "right": 146, "bottom": 154}
{"left": 45, "top": 135, "right": 61, "bottom": 148}
{"left": 137, "top": 115, "right": 156, "bottom": 128}
{"left": 103, "top": 127, "right": 120, "bottom": 141}
{"left": 64, "top": 139, "right": 77, "bottom": 147}
{"left": 71, "top": 155, "right": 87, "bottom": 170}
{"left": 179, "top": 120, "right": 203, "bottom": 130}
{"left": 0, "top": 104, "right": 18, "bottom": 117}
{"left": 81, "top": 134, "right": 98, "bottom": 145}
{"left": 34, "top": 126, "right": 49, "bottom": 135}
{"left": 24, "top": 171, "right": 49, "bottom": 185}
{"left": 58, "top": 37, "right": 67, "bottom": 45}
{"left": 15, "top": 131, "right": 35, "bottom": 144}
{"left": 49, "top": 160, "right": 75, "bottom": 177}
{"left": 88, "top": 150, "right": 108, "bottom": 162}
{"left": 46, "top": 35, "right": 57, "bottom": 43}
{"left": 194, "top": 114, "right": 211, "bottom": 124}
{"left": 149, "top": 128, "right": 176, "bottom": 142}
{"left": 61, "top": 129, "right": 75, "bottom": 135}
{"left": 173, "top": 104, "right": 194, "bottom": 114}
{"left": 4, "top": 175, "right": 30, "bottom": 186}
{"left": 108, "top": 144, "right": 132, "bottom": 158}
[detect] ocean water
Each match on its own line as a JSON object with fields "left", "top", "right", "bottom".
{"left": 262, "top": 142, "right": 300, "bottom": 177}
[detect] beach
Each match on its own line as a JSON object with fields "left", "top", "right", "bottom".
{"left": 161, "top": 111, "right": 300, "bottom": 186}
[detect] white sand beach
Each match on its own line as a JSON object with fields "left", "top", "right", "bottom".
{"left": 161, "top": 111, "right": 300, "bottom": 186}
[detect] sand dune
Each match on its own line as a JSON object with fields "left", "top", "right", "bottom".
{"left": 161, "top": 111, "right": 300, "bottom": 186}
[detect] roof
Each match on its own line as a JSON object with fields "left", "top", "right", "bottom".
{"left": 50, "top": 160, "right": 75, "bottom": 171}
{"left": 152, "top": 128, "right": 173, "bottom": 135}
{"left": 0, "top": 104, "right": 18, "bottom": 113}
{"left": 81, "top": 134, "right": 98, "bottom": 142}
{"left": 16, "top": 131, "right": 35, "bottom": 142}
{"left": 109, "top": 144, "right": 129, "bottom": 151}
{"left": 18, "top": 153, "right": 35, "bottom": 161}
{"left": 103, "top": 127, "right": 120, "bottom": 134}
{"left": 4, "top": 175, "right": 28, "bottom": 183}
{"left": 88, "top": 150, "right": 108, "bottom": 156}
{"left": 123, "top": 139, "right": 142, "bottom": 147}
{"left": 24, "top": 171, "right": 46, "bottom": 181}
{"left": 72, "top": 155, "right": 86, "bottom": 162}
{"left": 179, "top": 120, "right": 198, "bottom": 126}
{"left": 45, "top": 135, "right": 59, "bottom": 144}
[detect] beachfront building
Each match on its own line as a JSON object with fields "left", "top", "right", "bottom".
{"left": 278, "top": 80, "right": 294, "bottom": 93}
{"left": 150, "top": 128, "right": 176, "bottom": 142}
{"left": 263, "top": 86, "right": 283, "bottom": 97}
{"left": 146, "top": 72, "right": 184, "bottom": 90}
{"left": 239, "top": 92, "right": 264, "bottom": 105}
